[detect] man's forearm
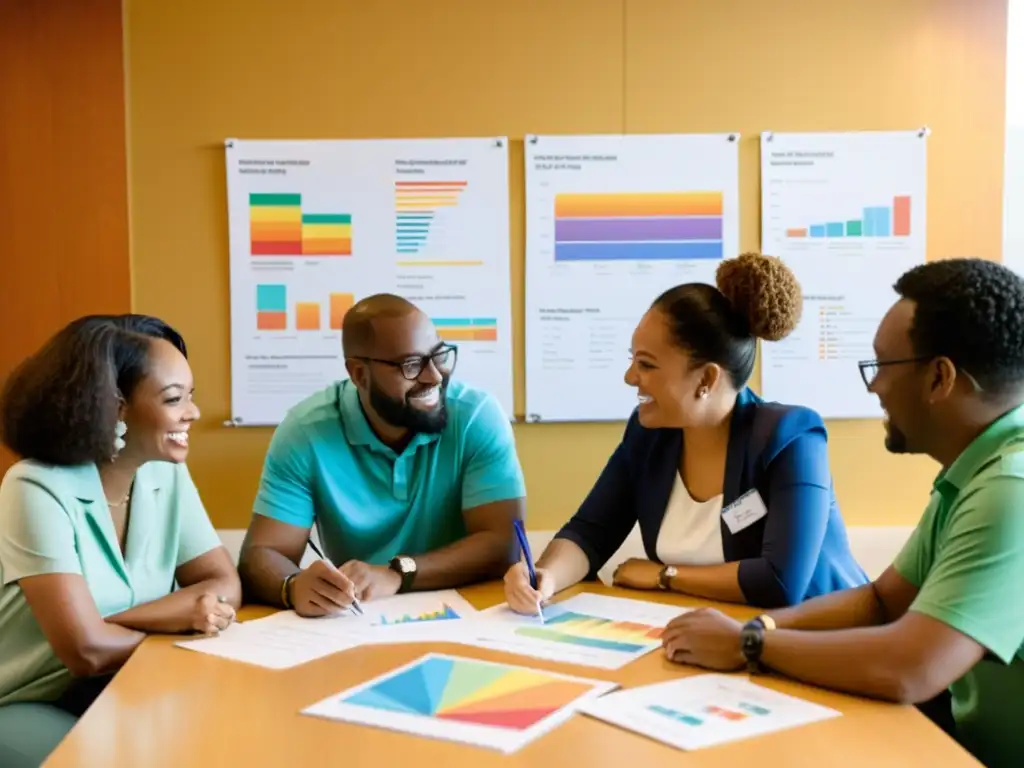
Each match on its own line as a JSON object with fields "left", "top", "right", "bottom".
{"left": 410, "top": 531, "right": 516, "bottom": 591}
{"left": 105, "top": 576, "right": 242, "bottom": 634}
{"left": 767, "top": 583, "right": 887, "bottom": 631}
{"left": 238, "top": 546, "right": 301, "bottom": 606}
{"left": 761, "top": 624, "right": 913, "bottom": 702}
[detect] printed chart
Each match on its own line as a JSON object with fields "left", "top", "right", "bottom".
{"left": 579, "top": 674, "right": 842, "bottom": 751}
{"left": 759, "top": 130, "right": 927, "bottom": 418}
{"left": 469, "top": 593, "right": 686, "bottom": 669}
{"left": 225, "top": 137, "right": 514, "bottom": 426}
{"left": 302, "top": 653, "right": 617, "bottom": 753}
{"left": 524, "top": 133, "right": 740, "bottom": 422}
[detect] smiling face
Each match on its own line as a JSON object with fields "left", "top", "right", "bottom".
{"left": 347, "top": 311, "right": 453, "bottom": 434}
{"left": 624, "top": 307, "right": 718, "bottom": 428}
{"left": 867, "top": 299, "right": 932, "bottom": 454}
{"left": 119, "top": 338, "right": 199, "bottom": 463}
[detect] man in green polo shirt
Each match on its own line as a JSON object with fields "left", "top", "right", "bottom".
{"left": 238, "top": 294, "right": 526, "bottom": 614}
{"left": 658, "top": 258, "right": 1024, "bottom": 767}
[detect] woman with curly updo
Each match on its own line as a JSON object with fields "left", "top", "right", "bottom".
{"left": 505, "top": 252, "right": 868, "bottom": 614}
{"left": 0, "top": 315, "right": 241, "bottom": 768}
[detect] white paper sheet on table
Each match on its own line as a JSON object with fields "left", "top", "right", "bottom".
{"left": 579, "top": 674, "right": 842, "bottom": 750}
{"left": 301, "top": 652, "right": 619, "bottom": 754}
{"left": 458, "top": 593, "right": 689, "bottom": 670}
{"left": 175, "top": 590, "right": 479, "bottom": 668}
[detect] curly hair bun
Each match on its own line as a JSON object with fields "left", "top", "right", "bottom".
{"left": 714, "top": 251, "right": 803, "bottom": 341}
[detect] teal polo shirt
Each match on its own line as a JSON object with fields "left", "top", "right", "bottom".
{"left": 253, "top": 379, "right": 526, "bottom": 565}
{"left": 893, "top": 404, "right": 1024, "bottom": 768}
{"left": 0, "top": 460, "right": 223, "bottom": 706}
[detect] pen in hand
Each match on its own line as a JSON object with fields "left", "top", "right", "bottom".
{"left": 513, "top": 520, "right": 544, "bottom": 623}
{"left": 308, "top": 537, "right": 363, "bottom": 616}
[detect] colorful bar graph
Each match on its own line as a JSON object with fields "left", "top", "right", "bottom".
{"left": 432, "top": 317, "right": 498, "bottom": 342}
{"left": 329, "top": 292, "right": 355, "bottom": 330}
{"left": 513, "top": 609, "right": 663, "bottom": 654}
{"left": 394, "top": 181, "right": 467, "bottom": 254}
{"left": 256, "top": 284, "right": 287, "bottom": 331}
{"left": 250, "top": 193, "right": 352, "bottom": 256}
{"left": 295, "top": 301, "right": 321, "bottom": 331}
{"left": 553, "top": 191, "right": 724, "bottom": 262}
{"left": 786, "top": 195, "right": 911, "bottom": 239}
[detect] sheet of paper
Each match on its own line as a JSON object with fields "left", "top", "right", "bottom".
{"left": 175, "top": 590, "right": 478, "bottom": 667}
{"left": 523, "top": 132, "right": 741, "bottom": 422}
{"left": 758, "top": 129, "right": 927, "bottom": 418}
{"left": 302, "top": 652, "right": 618, "bottom": 754}
{"left": 461, "top": 593, "right": 689, "bottom": 670}
{"left": 175, "top": 617, "right": 359, "bottom": 669}
{"left": 225, "top": 137, "right": 515, "bottom": 426}
{"left": 579, "top": 674, "right": 841, "bottom": 750}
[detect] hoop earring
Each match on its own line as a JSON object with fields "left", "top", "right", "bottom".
{"left": 112, "top": 420, "right": 127, "bottom": 459}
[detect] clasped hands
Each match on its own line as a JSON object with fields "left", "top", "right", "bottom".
{"left": 290, "top": 559, "right": 402, "bottom": 617}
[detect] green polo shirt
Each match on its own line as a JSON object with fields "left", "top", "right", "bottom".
{"left": 253, "top": 379, "right": 526, "bottom": 565}
{"left": 893, "top": 404, "right": 1024, "bottom": 768}
{"left": 0, "top": 460, "right": 223, "bottom": 706}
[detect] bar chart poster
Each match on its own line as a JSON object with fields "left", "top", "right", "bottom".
{"left": 759, "top": 130, "right": 928, "bottom": 418}
{"left": 225, "top": 137, "right": 514, "bottom": 425}
{"left": 523, "top": 133, "right": 740, "bottom": 422}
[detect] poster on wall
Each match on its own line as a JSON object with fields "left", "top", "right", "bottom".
{"left": 759, "top": 130, "right": 928, "bottom": 419}
{"left": 523, "top": 133, "right": 741, "bottom": 422}
{"left": 224, "top": 137, "right": 514, "bottom": 426}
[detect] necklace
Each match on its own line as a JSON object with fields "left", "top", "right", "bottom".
{"left": 106, "top": 490, "right": 132, "bottom": 507}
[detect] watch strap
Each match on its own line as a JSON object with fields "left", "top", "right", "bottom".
{"left": 658, "top": 566, "right": 672, "bottom": 591}
{"left": 390, "top": 556, "right": 416, "bottom": 594}
{"left": 740, "top": 618, "right": 767, "bottom": 673}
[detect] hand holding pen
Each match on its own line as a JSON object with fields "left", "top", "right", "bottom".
{"left": 506, "top": 520, "right": 553, "bottom": 619}
{"left": 288, "top": 539, "right": 364, "bottom": 618}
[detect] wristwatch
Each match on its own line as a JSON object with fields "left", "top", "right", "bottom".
{"left": 389, "top": 555, "right": 417, "bottom": 594}
{"left": 740, "top": 614, "right": 776, "bottom": 674}
{"left": 658, "top": 565, "right": 677, "bottom": 590}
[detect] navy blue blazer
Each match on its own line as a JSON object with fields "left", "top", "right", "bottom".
{"left": 554, "top": 388, "right": 869, "bottom": 608}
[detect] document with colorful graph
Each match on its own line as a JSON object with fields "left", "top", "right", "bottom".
{"left": 224, "top": 137, "right": 514, "bottom": 426}
{"left": 302, "top": 652, "right": 618, "bottom": 754}
{"left": 579, "top": 674, "right": 841, "bottom": 751}
{"left": 356, "top": 590, "right": 480, "bottom": 644}
{"left": 523, "top": 133, "right": 740, "bottom": 422}
{"left": 758, "top": 129, "right": 927, "bottom": 419}
{"left": 465, "top": 593, "right": 688, "bottom": 669}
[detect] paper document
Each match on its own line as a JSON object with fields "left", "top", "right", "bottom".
{"left": 175, "top": 590, "right": 478, "bottom": 668}
{"left": 579, "top": 674, "right": 842, "bottom": 750}
{"left": 463, "top": 593, "right": 688, "bottom": 670}
{"left": 302, "top": 652, "right": 618, "bottom": 754}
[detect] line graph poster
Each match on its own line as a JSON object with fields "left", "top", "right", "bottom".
{"left": 225, "top": 138, "right": 514, "bottom": 425}
{"left": 524, "top": 133, "right": 740, "bottom": 422}
{"left": 759, "top": 130, "right": 927, "bottom": 418}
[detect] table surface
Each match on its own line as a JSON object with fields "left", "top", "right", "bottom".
{"left": 44, "top": 582, "right": 980, "bottom": 767}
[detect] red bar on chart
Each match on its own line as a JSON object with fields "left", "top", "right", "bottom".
{"left": 893, "top": 196, "right": 911, "bottom": 236}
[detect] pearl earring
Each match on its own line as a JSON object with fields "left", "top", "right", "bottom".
{"left": 698, "top": 388, "right": 709, "bottom": 399}
{"left": 113, "top": 420, "right": 127, "bottom": 456}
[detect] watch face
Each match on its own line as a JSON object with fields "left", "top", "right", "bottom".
{"left": 399, "top": 556, "right": 416, "bottom": 573}
{"left": 665, "top": 566, "right": 678, "bottom": 578}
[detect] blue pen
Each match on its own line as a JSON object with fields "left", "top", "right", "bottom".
{"left": 513, "top": 520, "right": 544, "bottom": 621}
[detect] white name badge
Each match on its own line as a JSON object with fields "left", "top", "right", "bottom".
{"left": 721, "top": 489, "right": 768, "bottom": 535}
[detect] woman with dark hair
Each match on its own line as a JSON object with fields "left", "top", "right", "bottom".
{"left": 505, "top": 252, "right": 868, "bottom": 615}
{"left": 0, "top": 314, "right": 241, "bottom": 768}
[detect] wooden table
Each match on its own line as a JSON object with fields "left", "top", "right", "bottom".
{"left": 44, "top": 582, "right": 980, "bottom": 767}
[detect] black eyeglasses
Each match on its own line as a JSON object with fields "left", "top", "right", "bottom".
{"left": 353, "top": 344, "right": 458, "bottom": 380}
{"left": 857, "top": 356, "right": 931, "bottom": 388}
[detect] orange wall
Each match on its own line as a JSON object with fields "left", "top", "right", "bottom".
{"left": 124, "top": 0, "right": 1008, "bottom": 530}
{"left": 0, "top": 0, "right": 132, "bottom": 473}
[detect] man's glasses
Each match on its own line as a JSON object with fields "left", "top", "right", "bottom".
{"left": 857, "top": 356, "right": 930, "bottom": 388}
{"left": 355, "top": 344, "right": 458, "bottom": 380}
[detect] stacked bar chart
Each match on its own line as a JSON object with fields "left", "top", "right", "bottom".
{"left": 432, "top": 317, "right": 498, "bottom": 342}
{"left": 553, "top": 191, "right": 724, "bottom": 262}
{"left": 256, "top": 284, "right": 287, "bottom": 331}
{"left": 394, "top": 180, "right": 468, "bottom": 255}
{"left": 249, "top": 193, "right": 353, "bottom": 256}
{"left": 786, "top": 195, "right": 911, "bottom": 239}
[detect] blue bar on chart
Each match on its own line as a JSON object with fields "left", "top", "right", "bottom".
{"left": 863, "top": 206, "right": 891, "bottom": 237}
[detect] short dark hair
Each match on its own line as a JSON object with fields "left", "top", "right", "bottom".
{"left": 894, "top": 258, "right": 1024, "bottom": 396}
{"left": 341, "top": 293, "right": 419, "bottom": 358}
{"left": 652, "top": 252, "right": 803, "bottom": 388}
{"left": 0, "top": 314, "right": 187, "bottom": 465}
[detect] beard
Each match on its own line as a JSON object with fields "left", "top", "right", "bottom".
{"left": 883, "top": 420, "right": 909, "bottom": 453}
{"left": 369, "top": 375, "right": 449, "bottom": 434}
